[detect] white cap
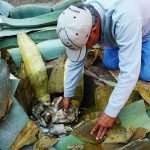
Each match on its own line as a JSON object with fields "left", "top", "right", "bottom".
{"left": 56, "top": 5, "right": 92, "bottom": 61}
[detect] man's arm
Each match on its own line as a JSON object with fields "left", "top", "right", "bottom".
{"left": 64, "top": 58, "right": 85, "bottom": 98}
{"left": 91, "top": 7, "right": 142, "bottom": 140}
{"left": 105, "top": 11, "right": 142, "bottom": 118}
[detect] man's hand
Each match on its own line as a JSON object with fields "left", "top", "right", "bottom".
{"left": 59, "top": 97, "right": 71, "bottom": 113}
{"left": 91, "top": 112, "right": 116, "bottom": 140}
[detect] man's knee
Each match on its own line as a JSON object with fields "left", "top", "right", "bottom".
{"left": 103, "top": 46, "right": 119, "bottom": 70}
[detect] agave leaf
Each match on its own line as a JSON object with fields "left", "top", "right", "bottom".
{"left": 83, "top": 143, "right": 123, "bottom": 150}
{"left": 0, "top": 10, "right": 63, "bottom": 28}
{"left": 10, "top": 3, "right": 52, "bottom": 19}
{"left": 0, "top": 26, "right": 57, "bottom": 50}
{"left": 85, "top": 49, "right": 98, "bottom": 69}
{"left": 54, "top": 134, "right": 86, "bottom": 150}
{"left": 72, "top": 121, "right": 101, "bottom": 144}
{"left": 95, "top": 86, "right": 141, "bottom": 112}
{"left": 72, "top": 121, "right": 136, "bottom": 145}
{"left": 33, "top": 135, "right": 58, "bottom": 150}
{"left": 129, "top": 127, "right": 148, "bottom": 142}
{"left": 73, "top": 73, "right": 84, "bottom": 102}
{"left": 48, "top": 56, "right": 84, "bottom": 102}
{"left": 103, "top": 126, "right": 136, "bottom": 144}
{"left": 52, "top": 0, "right": 84, "bottom": 11}
{"left": 137, "top": 85, "right": 150, "bottom": 105}
{"left": 10, "top": 121, "right": 39, "bottom": 150}
{"left": 147, "top": 109, "right": 150, "bottom": 117}
{"left": 8, "top": 39, "right": 64, "bottom": 68}
{"left": 0, "top": 59, "right": 9, "bottom": 120}
{"left": 119, "top": 100, "right": 150, "bottom": 131}
{"left": 16, "top": 63, "right": 36, "bottom": 114}
{"left": 68, "top": 145, "right": 84, "bottom": 150}
{"left": 119, "top": 139, "right": 150, "bottom": 150}
{"left": 0, "top": 0, "right": 14, "bottom": 17}
{"left": 0, "top": 26, "right": 56, "bottom": 38}
{"left": 83, "top": 144, "right": 104, "bottom": 150}
{"left": 82, "top": 111, "right": 99, "bottom": 121}
{"left": 48, "top": 55, "right": 66, "bottom": 93}
{"left": 84, "top": 68, "right": 116, "bottom": 86}
{"left": 17, "top": 33, "right": 50, "bottom": 102}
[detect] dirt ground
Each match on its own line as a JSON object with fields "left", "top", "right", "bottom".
{"left": 4, "top": 0, "right": 63, "bottom": 6}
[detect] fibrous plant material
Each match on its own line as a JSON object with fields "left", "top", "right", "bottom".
{"left": 32, "top": 97, "right": 78, "bottom": 128}
{"left": 17, "top": 33, "right": 50, "bottom": 102}
{"left": 10, "top": 121, "right": 39, "bottom": 150}
{"left": 52, "top": 108, "right": 78, "bottom": 124}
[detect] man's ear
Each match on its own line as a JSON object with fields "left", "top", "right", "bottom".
{"left": 87, "top": 26, "right": 98, "bottom": 43}
{"left": 91, "top": 26, "right": 99, "bottom": 35}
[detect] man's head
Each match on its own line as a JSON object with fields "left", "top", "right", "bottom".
{"left": 57, "top": 4, "right": 101, "bottom": 61}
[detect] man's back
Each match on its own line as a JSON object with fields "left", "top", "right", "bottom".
{"left": 86, "top": 0, "right": 150, "bottom": 40}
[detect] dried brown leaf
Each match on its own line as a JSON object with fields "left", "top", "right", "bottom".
{"left": 10, "top": 121, "right": 39, "bottom": 150}
{"left": 33, "top": 135, "right": 58, "bottom": 150}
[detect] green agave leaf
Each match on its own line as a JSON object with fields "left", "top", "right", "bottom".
{"left": 54, "top": 134, "right": 86, "bottom": 150}
{"left": 0, "top": 0, "right": 14, "bottom": 17}
{"left": 10, "top": 3, "right": 52, "bottom": 19}
{"left": 0, "top": 26, "right": 56, "bottom": 38}
{"left": 0, "top": 10, "right": 63, "bottom": 28}
{"left": 119, "top": 100, "right": 150, "bottom": 131}
{"left": 8, "top": 39, "right": 65, "bottom": 68}
{"left": 0, "top": 26, "right": 58, "bottom": 49}
{"left": 52, "top": 0, "right": 84, "bottom": 11}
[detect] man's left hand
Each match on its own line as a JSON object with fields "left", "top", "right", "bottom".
{"left": 91, "top": 112, "right": 116, "bottom": 140}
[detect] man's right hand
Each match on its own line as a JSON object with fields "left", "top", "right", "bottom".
{"left": 59, "top": 97, "right": 71, "bottom": 113}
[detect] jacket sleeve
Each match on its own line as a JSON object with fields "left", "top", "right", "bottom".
{"left": 105, "top": 12, "right": 142, "bottom": 117}
{"left": 64, "top": 58, "right": 85, "bottom": 97}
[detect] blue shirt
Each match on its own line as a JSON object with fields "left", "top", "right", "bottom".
{"left": 64, "top": 0, "right": 150, "bottom": 117}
